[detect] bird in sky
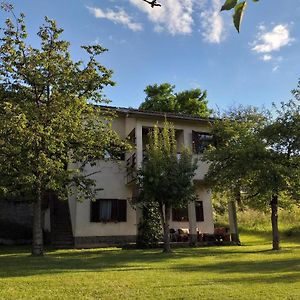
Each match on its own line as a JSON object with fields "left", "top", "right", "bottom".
{"left": 141, "top": 0, "right": 162, "bottom": 8}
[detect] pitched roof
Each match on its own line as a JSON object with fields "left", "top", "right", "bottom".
{"left": 100, "top": 105, "right": 215, "bottom": 123}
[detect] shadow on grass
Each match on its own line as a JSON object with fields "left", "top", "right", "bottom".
{"left": 173, "top": 256, "right": 300, "bottom": 274}
{"left": 0, "top": 242, "right": 299, "bottom": 281}
{"left": 158, "top": 272, "right": 300, "bottom": 287}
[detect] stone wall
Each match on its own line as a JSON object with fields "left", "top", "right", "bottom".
{"left": 0, "top": 200, "right": 33, "bottom": 226}
{"left": 0, "top": 200, "right": 33, "bottom": 241}
{"left": 74, "top": 235, "right": 136, "bottom": 248}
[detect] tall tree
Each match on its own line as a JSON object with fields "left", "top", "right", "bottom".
{"left": 204, "top": 99, "right": 300, "bottom": 250}
{"left": 204, "top": 107, "right": 266, "bottom": 244}
{"left": 139, "top": 83, "right": 211, "bottom": 117}
{"left": 0, "top": 6, "right": 127, "bottom": 255}
{"left": 139, "top": 83, "right": 176, "bottom": 113}
{"left": 136, "top": 122, "right": 197, "bottom": 252}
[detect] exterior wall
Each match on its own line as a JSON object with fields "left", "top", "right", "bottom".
{"left": 112, "top": 115, "right": 126, "bottom": 138}
{"left": 72, "top": 161, "right": 137, "bottom": 239}
{"left": 124, "top": 116, "right": 136, "bottom": 137}
{"left": 193, "top": 156, "right": 210, "bottom": 181}
{"left": 169, "top": 185, "right": 214, "bottom": 234}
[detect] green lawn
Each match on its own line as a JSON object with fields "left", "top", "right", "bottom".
{"left": 0, "top": 231, "right": 299, "bottom": 300}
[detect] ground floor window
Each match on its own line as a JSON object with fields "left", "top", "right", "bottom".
{"left": 172, "top": 201, "right": 204, "bottom": 222}
{"left": 172, "top": 206, "right": 189, "bottom": 222}
{"left": 90, "top": 199, "right": 127, "bottom": 222}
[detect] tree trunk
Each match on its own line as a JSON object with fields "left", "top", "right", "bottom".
{"left": 228, "top": 200, "right": 240, "bottom": 245}
{"left": 32, "top": 181, "right": 44, "bottom": 256}
{"left": 161, "top": 204, "right": 171, "bottom": 253}
{"left": 270, "top": 194, "right": 280, "bottom": 250}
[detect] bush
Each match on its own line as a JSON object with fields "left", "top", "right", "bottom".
{"left": 137, "top": 203, "right": 162, "bottom": 248}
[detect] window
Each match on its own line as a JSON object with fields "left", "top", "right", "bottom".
{"left": 192, "top": 131, "right": 214, "bottom": 154}
{"left": 90, "top": 199, "right": 127, "bottom": 222}
{"left": 172, "top": 201, "right": 204, "bottom": 222}
{"left": 195, "top": 201, "right": 204, "bottom": 222}
{"left": 172, "top": 207, "right": 189, "bottom": 222}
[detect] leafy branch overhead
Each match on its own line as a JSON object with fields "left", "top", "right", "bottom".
{"left": 221, "top": 0, "right": 259, "bottom": 32}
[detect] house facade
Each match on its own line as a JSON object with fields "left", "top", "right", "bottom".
{"left": 43, "top": 107, "right": 215, "bottom": 248}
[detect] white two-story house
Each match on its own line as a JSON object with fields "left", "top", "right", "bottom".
{"left": 43, "top": 107, "right": 215, "bottom": 248}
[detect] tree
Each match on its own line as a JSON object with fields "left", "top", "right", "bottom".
{"left": 139, "top": 83, "right": 176, "bottom": 113}
{"left": 204, "top": 99, "right": 300, "bottom": 250}
{"left": 252, "top": 93, "right": 300, "bottom": 250}
{"left": 204, "top": 107, "right": 266, "bottom": 244}
{"left": 139, "top": 83, "right": 211, "bottom": 117}
{"left": 0, "top": 6, "right": 128, "bottom": 255}
{"left": 136, "top": 121, "right": 197, "bottom": 252}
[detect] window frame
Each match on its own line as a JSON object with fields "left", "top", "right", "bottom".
{"left": 195, "top": 200, "right": 204, "bottom": 222}
{"left": 172, "top": 206, "right": 189, "bottom": 222}
{"left": 90, "top": 199, "right": 127, "bottom": 223}
{"left": 171, "top": 201, "right": 204, "bottom": 222}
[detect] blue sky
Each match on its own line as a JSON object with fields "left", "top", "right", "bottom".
{"left": 3, "top": 0, "right": 300, "bottom": 111}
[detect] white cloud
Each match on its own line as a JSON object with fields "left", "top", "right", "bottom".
{"left": 86, "top": 6, "right": 143, "bottom": 32}
{"left": 129, "top": 0, "right": 194, "bottom": 35}
{"left": 199, "top": 0, "right": 225, "bottom": 44}
{"left": 129, "top": 0, "right": 226, "bottom": 42}
{"left": 261, "top": 54, "right": 272, "bottom": 61}
{"left": 252, "top": 24, "right": 294, "bottom": 53}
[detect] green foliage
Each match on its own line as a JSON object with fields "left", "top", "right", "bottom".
{"left": 204, "top": 98, "right": 300, "bottom": 208}
{"left": 233, "top": 2, "right": 247, "bottom": 33}
{"left": 136, "top": 121, "right": 197, "bottom": 251}
{"left": 0, "top": 6, "right": 129, "bottom": 254}
{"left": 204, "top": 106, "right": 268, "bottom": 202}
{"left": 221, "top": 0, "right": 238, "bottom": 11}
{"left": 0, "top": 9, "right": 127, "bottom": 202}
{"left": 204, "top": 90, "right": 300, "bottom": 249}
{"left": 137, "top": 202, "right": 162, "bottom": 248}
{"left": 221, "top": 0, "right": 259, "bottom": 32}
{"left": 137, "top": 122, "right": 197, "bottom": 209}
{"left": 215, "top": 205, "right": 300, "bottom": 236}
{"left": 139, "top": 83, "right": 211, "bottom": 117}
{"left": 140, "top": 83, "right": 176, "bottom": 113}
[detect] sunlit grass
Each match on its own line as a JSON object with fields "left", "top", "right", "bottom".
{"left": 0, "top": 230, "right": 300, "bottom": 300}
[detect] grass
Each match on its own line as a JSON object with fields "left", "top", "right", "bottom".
{"left": 0, "top": 230, "right": 300, "bottom": 299}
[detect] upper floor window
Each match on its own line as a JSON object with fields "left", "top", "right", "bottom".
{"left": 90, "top": 199, "right": 127, "bottom": 222}
{"left": 192, "top": 131, "right": 213, "bottom": 154}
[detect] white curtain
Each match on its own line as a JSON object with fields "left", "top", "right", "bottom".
{"left": 99, "top": 200, "right": 112, "bottom": 221}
